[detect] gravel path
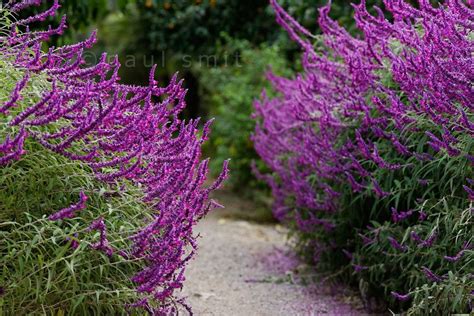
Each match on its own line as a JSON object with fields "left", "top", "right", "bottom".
{"left": 181, "top": 191, "right": 365, "bottom": 315}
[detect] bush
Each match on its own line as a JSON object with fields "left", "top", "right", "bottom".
{"left": 0, "top": 142, "right": 152, "bottom": 314}
{"left": 134, "top": 0, "right": 276, "bottom": 55}
{"left": 132, "top": 0, "right": 385, "bottom": 56}
{"left": 0, "top": 1, "right": 227, "bottom": 314}
{"left": 253, "top": 0, "right": 473, "bottom": 313}
{"left": 196, "top": 38, "right": 292, "bottom": 194}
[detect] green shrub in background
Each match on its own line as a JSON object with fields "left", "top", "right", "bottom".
{"left": 134, "top": 0, "right": 277, "bottom": 55}
{"left": 133, "top": 0, "right": 385, "bottom": 56}
{"left": 196, "top": 38, "right": 292, "bottom": 195}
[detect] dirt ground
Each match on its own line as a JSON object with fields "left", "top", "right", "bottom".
{"left": 181, "top": 190, "right": 366, "bottom": 315}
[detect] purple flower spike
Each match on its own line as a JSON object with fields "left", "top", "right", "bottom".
{"left": 391, "top": 207, "right": 414, "bottom": 223}
{"left": 463, "top": 185, "right": 474, "bottom": 201}
{"left": 48, "top": 192, "right": 88, "bottom": 221}
{"left": 391, "top": 291, "right": 411, "bottom": 301}
{"left": 418, "top": 211, "right": 427, "bottom": 221}
{"left": 445, "top": 242, "right": 471, "bottom": 262}
{"left": 444, "top": 250, "right": 465, "bottom": 263}
{"left": 372, "top": 180, "right": 390, "bottom": 198}
{"left": 88, "top": 217, "right": 114, "bottom": 257}
{"left": 421, "top": 266, "right": 445, "bottom": 283}
{"left": 387, "top": 236, "right": 407, "bottom": 252}
{"left": 410, "top": 231, "right": 422, "bottom": 244}
{"left": 352, "top": 264, "right": 369, "bottom": 272}
{"left": 9, "top": 0, "right": 43, "bottom": 12}
{"left": 419, "top": 232, "right": 437, "bottom": 248}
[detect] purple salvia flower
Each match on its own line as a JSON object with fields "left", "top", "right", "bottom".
{"left": 421, "top": 266, "right": 445, "bottom": 283}
{"left": 417, "top": 179, "right": 430, "bottom": 186}
{"left": 410, "top": 231, "right": 423, "bottom": 244}
{"left": 463, "top": 185, "right": 474, "bottom": 201}
{"left": 419, "top": 232, "right": 437, "bottom": 248}
{"left": 48, "top": 192, "right": 88, "bottom": 221}
{"left": 0, "top": 128, "right": 27, "bottom": 165}
{"left": 445, "top": 241, "right": 472, "bottom": 262}
{"left": 391, "top": 291, "right": 411, "bottom": 301}
{"left": 391, "top": 207, "right": 414, "bottom": 223}
{"left": 66, "top": 233, "right": 80, "bottom": 250}
{"left": 11, "top": 0, "right": 60, "bottom": 26}
{"left": 0, "top": 72, "right": 30, "bottom": 114}
{"left": 418, "top": 211, "right": 428, "bottom": 221}
{"left": 444, "top": 250, "right": 466, "bottom": 263}
{"left": 352, "top": 264, "right": 369, "bottom": 272}
{"left": 88, "top": 217, "right": 114, "bottom": 257}
{"left": 372, "top": 179, "right": 390, "bottom": 198}
{"left": 345, "top": 172, "right": 365, "bottom": 192}
{"left": 387, "top": 236, "right": 407, "bottom": 252}
{"left": 9, "top": 0, "right": 43, "bottom": 12}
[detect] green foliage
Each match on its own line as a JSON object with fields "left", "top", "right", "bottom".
{"left": 0, "top": 178, "right": 152, "bottom": 314}
{"left": 0, "top": 144, "right": 151, "bottom": 314}
{"left": 134, "top": 0, "right": 275, "bottom": 54}
{"left": 132, "top": 0, "right": 385, "bottom": 55}
{"left": 196, "top": 38, "right": 292, "bottom": 194}
{"left": 57, "top": 0, "right": 115, "bottom": 31}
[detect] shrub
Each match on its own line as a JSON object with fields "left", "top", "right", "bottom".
{"left": 132, "top": 0, "right": 385, "bottom": 56}
{"left": 253, "top": 0, "right": 473, "bottom": 313}
{"left": 0, "top": 1, "right": 227, "bottom": 314}
{"left": 0, "top": 142, "right": 152, "bottom": 314}
{"left": 197, "top": 38, "right": 292, "bottom": 193}
{"left": 133, "top": 0, "right": 276, "bottom": 55}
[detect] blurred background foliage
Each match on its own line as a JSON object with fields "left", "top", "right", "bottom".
{"left": 195, "top": 37, "right": 293, "bottom": 198}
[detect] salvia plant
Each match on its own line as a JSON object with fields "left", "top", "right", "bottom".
{"left": 253, "top": 0, "right": 473, "bottom": 313}
{"left": 0, "top": 0, "right": 228, "bottom": 314}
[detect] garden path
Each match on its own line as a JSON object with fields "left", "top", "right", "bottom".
{"left": 182, "top": 190, "right": 365, "bottom": 315}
